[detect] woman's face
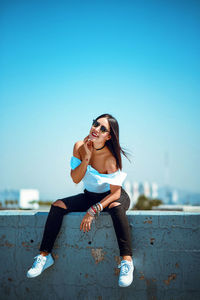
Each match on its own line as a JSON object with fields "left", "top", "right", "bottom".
{"left": 89, "top": 117, "right": 111, "bottom": 143}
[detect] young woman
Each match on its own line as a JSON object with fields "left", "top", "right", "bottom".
{"left": 27, "top": 113, "right": 134, "bottom": 287}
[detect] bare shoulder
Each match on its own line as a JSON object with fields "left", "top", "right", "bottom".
{"left": 72, "top": 140, "right": 84, "bottom": 159}
{"left": 105, "top": 155, "right": 118, "bottom": 174}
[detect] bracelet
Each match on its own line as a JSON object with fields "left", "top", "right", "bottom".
{"left": 98, "top": 202, "right": 103, "bottom": 211}
{"left": 87, "top": 202, "right": 103, "bottom": 217}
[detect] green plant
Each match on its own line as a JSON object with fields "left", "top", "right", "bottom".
{"left": 133, "top": 194, "right": 163, "bottom": 210}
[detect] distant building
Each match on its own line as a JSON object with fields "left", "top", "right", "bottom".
{"left": 123, "top": 179, "right": 200, "bottom": 208}
{"left": 123, "top": 180, "right": 180, "bottom": 209}
{"left": 152, "top": 183, "right": 158, "bottom": 198}
{"left": 0, "top": 189, "right": 39, "bottom": 209}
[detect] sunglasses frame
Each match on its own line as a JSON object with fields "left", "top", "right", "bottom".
{"left": 92, "top": 119, "right": 110, "bottom": 133}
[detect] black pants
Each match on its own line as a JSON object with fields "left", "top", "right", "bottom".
{"left": 39, "top": 187, "right": 132, "bottom": 256}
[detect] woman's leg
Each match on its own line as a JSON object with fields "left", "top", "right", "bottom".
{"left": 108, "top": 204, "right": 132, "bottom": 257}
{"left": 106, "top": 188, "right": 132, "bottom": 257}
{"left": 27, "top": 192, "right": 92, "bottom": 278}
{"left": 106, "top": 189, "right": 134, "bottom": 287}
{"left": 39, "top": 204, "right": 67, "bottom": 254}
{"left": 39, "top": 192, "right": 88, "bottom": 254}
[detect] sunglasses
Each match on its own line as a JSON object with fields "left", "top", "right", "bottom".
{"left": 92, "top": 119, "right": 110, "bottom": 133}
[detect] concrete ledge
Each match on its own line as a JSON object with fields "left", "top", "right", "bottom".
{"left": 0, "top": 210, "right": 200, "bottom": 300}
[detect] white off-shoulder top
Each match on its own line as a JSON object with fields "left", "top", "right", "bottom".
{"left": 70, "top": 156, "right": 127, "bottom": 193}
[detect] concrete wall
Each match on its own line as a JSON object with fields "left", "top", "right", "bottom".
{"left": 0, "top": 210, "right": 200, "bottom": 300}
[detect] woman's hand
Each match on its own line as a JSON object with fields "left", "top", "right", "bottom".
{"left": 83, "top": 135, "right": 94, "bottom": 160}
{"left": 80, "top": 212, "right": 94, "bottom": 232}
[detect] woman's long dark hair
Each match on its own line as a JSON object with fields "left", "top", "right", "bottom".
{"left": 95, "top": 113, "right": 131, "bottom": 170}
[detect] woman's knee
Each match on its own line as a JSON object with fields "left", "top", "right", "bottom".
{"left": 108, "top": 202, "right": 121, "bottom": 209}
{"left": 52, "top": 200, "right": 67, "bottom": 209}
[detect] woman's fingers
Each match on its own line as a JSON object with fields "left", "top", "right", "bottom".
{"left": 88, "top": 222, "right": 91, "bottom": 231}
{"left": 87, "top": 140, "right": 93, "bottom": 151}
{"left": 80, "top": 220, "right": 83, "bottom": 231}
{"left": 80, "top": 219, "right": 86, "bottom": 232}
{"left": 83, "top": 136, "right": 92, "bottom": 149}
{"left": 82, "top": 222, "right": 89, "bottom": 233}
{"left": 80, "top": 220, "right": 87, "bottom": 232}
{"left": 83, "top": 139, "right": 94, "bottom": 157}
{"left": 80, "top": 214, "right": 93, "bottom": 232}
{"left": 84, "top": 135, "right": 93, "bottom": 147}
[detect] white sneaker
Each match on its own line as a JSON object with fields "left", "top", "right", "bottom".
{"left": 118, "top": 260, "right": 134, "bottom": 287}
{"left": 27, "top": 254, "right": 54, "bottom": 278}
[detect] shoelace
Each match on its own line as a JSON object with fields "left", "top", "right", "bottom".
{"left": 118, "top": 261, "right": 131, "bottom": 275}
{"left": 32, "top": 255, "right": 46, "bottom": 269}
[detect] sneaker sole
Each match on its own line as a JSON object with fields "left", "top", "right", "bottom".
{"left": 119, "top": 280, "right": 133, "bottom": 288}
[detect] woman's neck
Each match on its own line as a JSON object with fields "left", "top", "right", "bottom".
{"left": 93, "top": 141, "right": 106, "bottom": 151}
{"left": 93, "top": 144, "right": 106, "bottom": 151}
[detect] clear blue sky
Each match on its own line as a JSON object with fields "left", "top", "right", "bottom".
{"left": 0, "top": 0, "right": 199, "bottom": 200}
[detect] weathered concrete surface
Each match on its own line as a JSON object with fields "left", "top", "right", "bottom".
{"left": 0, "top": 210, "right": 200, "bottom": 300}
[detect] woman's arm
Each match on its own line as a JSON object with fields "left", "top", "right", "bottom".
{"left": 70, "top": 137, "right": 93, "bottom": 184}
{"left": 96, "top": 156, "right": 121, "bottom": 208}
{"left": 100, "top": 184, "right": 121, "bottom": 208}
{"left": 100, "top": 157, "right": 121, "bottom": 208}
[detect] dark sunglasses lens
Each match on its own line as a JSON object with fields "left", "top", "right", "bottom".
{"left": 92, "top": 120, "right": 99, "bottom": 127}
{"left": 101, "top": 126, "right": 107, "bottom": 132}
